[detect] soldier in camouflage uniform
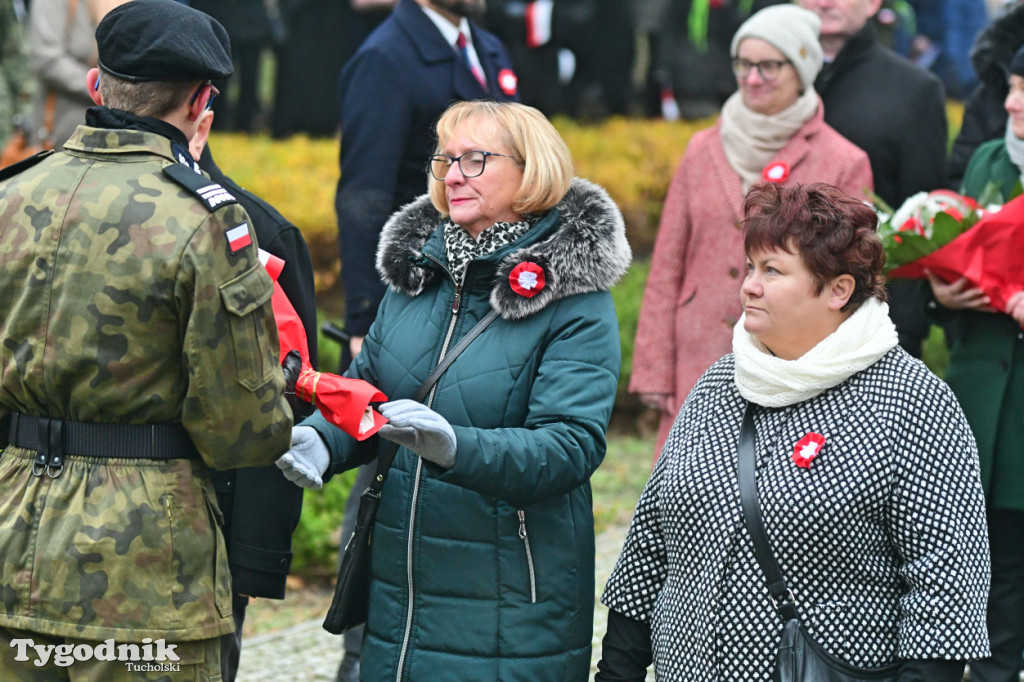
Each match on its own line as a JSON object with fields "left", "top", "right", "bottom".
{"left": 0, "top": 0, "right": 292, "bottom": 678}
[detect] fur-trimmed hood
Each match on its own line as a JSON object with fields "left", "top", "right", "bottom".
{"left": 375, "top": 177, "right": 631, "bottom": 320}
{"left": 971, "top": 2, "right": 1024, "bottom": 89}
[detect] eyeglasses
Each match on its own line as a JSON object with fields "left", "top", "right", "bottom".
{"left": 189, "top": 81, "right": 220, "bottom": 111}
{"left": 731, "top": 57, "right": 791, "bottom": 82}
{"left": 429, "top": 151, "right": 518, "bottom": 180}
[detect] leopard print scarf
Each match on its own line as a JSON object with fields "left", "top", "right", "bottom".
{"left": 443, "top": 217, "right": 536, "bottom": 284}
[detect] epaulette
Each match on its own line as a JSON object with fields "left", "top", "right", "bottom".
{"left": 163, "top": 162, "right": 238, "bottom": 212}
{"left": 0, "top": 150, "right": 55, "bottom": 183}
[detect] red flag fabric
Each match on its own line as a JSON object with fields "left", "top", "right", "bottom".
{"left": 260, "top": 249, "right": 387, "bottom": 440}
{"left": 295, "top": 369, "right": 387, "bottom": 440}
{"left": 887, "top": 193, "right": 1024, "bottom": 313}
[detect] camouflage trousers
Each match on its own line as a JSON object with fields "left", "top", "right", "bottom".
{"left": 0, "top": 627, "right": 222, "bottom": 681}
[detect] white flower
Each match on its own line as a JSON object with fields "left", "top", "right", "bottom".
{"left": 517, "top": 271, "right": 539, "bottom": 290}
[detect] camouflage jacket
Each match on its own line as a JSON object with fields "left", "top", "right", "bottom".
{"left": 0, "top": 125, "right": 292, "bottom": 641}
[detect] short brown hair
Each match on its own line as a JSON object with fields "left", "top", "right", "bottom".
{"left": 98, "top": 69, "right": 199, "bottom": 118}
{"left": 742, "top": 182, "right": 886, "bottom": 312}
{"left": 429, "top": 101, "right": 573, "bottom": 216}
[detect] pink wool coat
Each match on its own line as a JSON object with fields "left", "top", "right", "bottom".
{"left": 630, "top": 103, "right": 873, "bottom": 455}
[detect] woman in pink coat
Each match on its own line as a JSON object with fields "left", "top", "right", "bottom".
{"left": 631, "top": 4, "right": 873, "bottom": 456}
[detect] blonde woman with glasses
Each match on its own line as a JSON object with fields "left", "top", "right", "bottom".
{"left": 278, "top": 100, "right": 630, "bottom": 682}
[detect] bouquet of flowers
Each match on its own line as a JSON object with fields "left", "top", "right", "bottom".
{"left": 876, "top": 189, "right": 986, "bottom": 272}
{"left": 877, "top": 187, "right": 1024, "bottom": 312}
{"left": 261, "top": 250, "right": 387, "bottom": 440}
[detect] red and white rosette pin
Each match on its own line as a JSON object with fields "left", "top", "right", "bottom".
{"left": 509, "top": 261, "right": 545, "bottom": 298}
{"left": 762, "top": 162, "right": 789, "bottom": 184}
{"left": 792, "top": 432, "right": 825, "bottom": 469}
{"left": 498, "top": 69, "right": 518, "bottom": 97}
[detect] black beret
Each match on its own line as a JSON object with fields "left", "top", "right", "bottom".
{"left": 96, "top": 0, "right": 233, "bottom": 82}
{"left": 1012, "top": 45, "right": 1024, "bottom": 80}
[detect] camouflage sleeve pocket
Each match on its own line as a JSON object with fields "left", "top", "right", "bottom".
{"left": 219, "top": 266, "right": 277, "bottom": 391}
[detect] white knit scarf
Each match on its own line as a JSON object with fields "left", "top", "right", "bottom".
{"left": 1004, "top": 118, "right": 1024, "bottom": 188}
{"left": 719, "top": 87, "right": 820, "bottom": 192}
{"left": 732, "top": 297, "right": 899, "bottom": 407}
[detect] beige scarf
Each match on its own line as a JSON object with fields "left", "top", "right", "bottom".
{"left": 719, "top": 87, "right": 820, "bottom": 192}
{"left": 732, "top": 297, "right": 899, "bottom": 407}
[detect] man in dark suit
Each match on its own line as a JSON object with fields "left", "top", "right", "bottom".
{"left": 332, "top": 2, "right": 517, "bottom": 679}
{"left": 798, "top": 0, "right": 948, "bottom": 359}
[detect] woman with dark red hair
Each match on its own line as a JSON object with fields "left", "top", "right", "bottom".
{"left": 598, "top": 182, "right": 990, "bottom": 681}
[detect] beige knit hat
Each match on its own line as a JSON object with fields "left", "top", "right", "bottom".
{"left": 730, "top": 5, "right": 823, "bottom": 90}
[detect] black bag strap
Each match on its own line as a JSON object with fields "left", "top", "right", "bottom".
{"left": 368, "top": 308, "right": 501, "bottom": 493}
{"left": 737, "top": 403, "right": 799, "bottom": 622}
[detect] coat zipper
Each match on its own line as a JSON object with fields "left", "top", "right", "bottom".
{"left": 395, "top": 265, "right": 464, "bottom": 682}
{"left": 517, "top": 510, "right": 537, "bottom": 603}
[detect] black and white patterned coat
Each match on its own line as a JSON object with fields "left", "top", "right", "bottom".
{"left": 602, "top": 349, "right": 990, "bottom": 680}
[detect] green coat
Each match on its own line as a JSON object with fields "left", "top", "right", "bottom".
{"left": 0, "top": 123, "right": 292, "bottom": 641}
{"left": 942, "top": 138, "right": 1024, "bottom": 510}
{"left": 308, "top": 179, "right": 630, "bottom": 681}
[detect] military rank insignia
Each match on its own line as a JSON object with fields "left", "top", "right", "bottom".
{"left": 163, "top": 162, "right": 238, "bottom": 211}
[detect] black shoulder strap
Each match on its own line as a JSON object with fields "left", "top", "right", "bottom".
{"left": 369, "top": 308, "right": 501, "bottom": 491}
{"left": 0, "top": 150, "right": 54, "bottom": 182}
{"left": 162, "top": 162, "right": 238, "bottom": 211}
{"left": 737, "top": 403, "right": 799, "bottom": 621}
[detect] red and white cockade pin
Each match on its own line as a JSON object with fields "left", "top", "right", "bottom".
{"left": 762, "top": 162, "right": 789, "bottom": 184}
{"left": 792, "top": 432, "right": 826, "bottom": 469}
{"left": 498, "top": 69, "right": 518, "bottom": 97}
{"left": 509, "top": 261, "right": 545, "bottom": 298}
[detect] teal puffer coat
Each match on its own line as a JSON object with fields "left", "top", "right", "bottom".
{"left": 308, "top": 178, "right": 630, "bottom": 681}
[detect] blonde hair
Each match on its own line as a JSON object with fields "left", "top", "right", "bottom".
{"left": 428, "top": 101, "right": 574, "bottom": 217}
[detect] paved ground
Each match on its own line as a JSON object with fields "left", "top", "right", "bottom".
{"left": 235, "top": 523, "right": 654, "bottom": 681}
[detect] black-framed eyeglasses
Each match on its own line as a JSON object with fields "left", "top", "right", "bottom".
{"left": 731, "top": 57, "right": 791, "bottom": 82}
{"left": 189, "top": 81, "right": 219, "bottom": 111}
{"left": 429, "top": 151, "right": 518, "bottom": 180}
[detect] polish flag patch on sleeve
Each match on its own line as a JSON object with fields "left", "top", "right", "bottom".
{"left": 227, "top": 223, "right": 252, "bottom": 253}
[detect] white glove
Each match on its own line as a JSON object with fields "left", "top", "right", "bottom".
{"left": 378, "top": 399, "right": 457, "bottom": 469}
{"left": 275, "top": 426, "right": 330, "bottom": 489}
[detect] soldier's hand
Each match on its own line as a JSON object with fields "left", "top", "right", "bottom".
{"left": 282, "top": 350, "right": 315, "bottom": 421}
{"left": 275, "top": 426, "right": 330, "bottom": 489}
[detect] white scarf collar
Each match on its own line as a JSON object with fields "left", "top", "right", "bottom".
{"left": 1004, "top": 118, "right": 1024, "bottom": 187}
{"left": 732, "top": 297, "right": 899, "bottom": 407}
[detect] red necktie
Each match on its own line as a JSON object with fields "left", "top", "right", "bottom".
{"left": 457, "top": 32, "right": 487, "bottom": 89}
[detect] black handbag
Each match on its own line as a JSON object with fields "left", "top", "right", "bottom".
{"left": 322, "top": 309, "right": 500, "bottom": 635}
{"left": 736, "top": 405, "right": 900, "bottom": 682}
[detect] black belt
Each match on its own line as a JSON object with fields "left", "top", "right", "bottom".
{"left": 8, "top": 412, "right": 199, "bottom": 478}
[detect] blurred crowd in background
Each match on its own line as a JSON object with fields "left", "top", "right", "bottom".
{"left": 0, "top": 0, "right": 1017, "bottom": 150}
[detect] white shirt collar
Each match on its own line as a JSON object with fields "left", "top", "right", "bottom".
{"left": 419, "top": 5, "right": 472, "bottom": 50}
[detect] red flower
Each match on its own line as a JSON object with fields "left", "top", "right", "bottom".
{"left": 509, "top": 261, "right": 545, "bottom": 298}
{"left": 792, "top": 433, "right": 826, "bottom": 469}
{"left": 498, "top": 69, "right": 518, "bottom": 97}
{"left": 762, "top": 162, "right": 789, "bottom": 183}
{"left": 898, "top": 216, "right": 924, "bottom": 236}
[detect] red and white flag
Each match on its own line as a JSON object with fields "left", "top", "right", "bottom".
{"left": 226, "top": 223, "right": 252, "bottom": 253}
